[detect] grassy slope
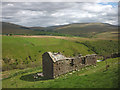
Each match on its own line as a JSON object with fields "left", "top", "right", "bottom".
{"left": 2, "top": 22, "right": 118, "bottom": 38}
{"left": 2, "top": 36, "right": 119, "bottom": 88}
{"left": 2, "top": 36, "right": 119, "bottom": 70}
{"left": 93, "top": 31, "right": 119, "bottom": 39}
{"left": 2, "top": 58, "right": 119, "bottom": 88}
{"left": 79, "top": 40, "right": 118, "bottom": 56}
{"left": 53, "top": 23, "right": 117, "bottom": 37}
{"left": 2, "top": 22, "right": 34, "bottom": 34}
{"left": 2, "top": 36, "right": 94, "bottom": 70}
{"left": 2, "top": 22, "right": 71, "bottom": 36}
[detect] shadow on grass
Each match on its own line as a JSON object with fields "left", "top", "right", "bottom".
{"left": 20, "top": 72, "right": 52, "bottom": 82}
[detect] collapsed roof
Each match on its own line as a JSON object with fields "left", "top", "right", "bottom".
{"left": 48, "top": 52, "right": 72, "bottom": 62}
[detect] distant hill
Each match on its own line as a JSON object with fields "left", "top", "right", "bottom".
{"left": 29, "top": 27, "right": 46, "bottom": 31}
{"left": 2, "top": 22, "right": 33, "bottom": 34}
{"left": 51, "top": 23, "right": 118, "bottom": 37}
{"left": 2, "top": 22, "right": 61, "bottom": 35}
{"left": 2, "top": 22, "right": 118, "bottom": 37}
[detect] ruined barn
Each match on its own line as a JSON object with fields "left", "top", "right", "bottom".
{"left": 42, "top": 52, "right": 97, "bottom": 79}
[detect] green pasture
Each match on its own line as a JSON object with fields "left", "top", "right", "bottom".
{"left": 2, "top": 36, "right": 94, "bottom": 70}
{"left": 2, "top": 58, "right": 119, "bottom": 88}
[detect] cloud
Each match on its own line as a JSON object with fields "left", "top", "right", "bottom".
{"left": 2, "top": 2, "right": 118, "bottom": 27}
{"left": 2, "top": 0, "right": 119, "bottom": 2}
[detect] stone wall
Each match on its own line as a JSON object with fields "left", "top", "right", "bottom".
{"left": 42, "top": 52, "right": 97, "bottom": 79}
{"left": 53, "top": 54, "right": 97, "bottom": 78}
{"left": 42, "top": 52, "right": 53, "bottom": 79}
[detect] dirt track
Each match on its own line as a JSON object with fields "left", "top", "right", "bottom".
{"left": 18, "top": 35, "right": 68, "bottom": 39}
{"left": 13, "top": 35, "right": 93, "bottom": 41}
{"left": 6, "top": 35, "right": 118, "bottom": 41}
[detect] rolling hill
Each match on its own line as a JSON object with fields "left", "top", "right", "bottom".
{"left": 2, "top": 22, "right": 118, "bottom": 37}
{"left": 51, "top": 23, "right": 118, "bottom": 37}
{"left": 1, "top": 22, "right": 68, "bottom": 36}
{"left": 2, "top": 22, "right": 33, "bottom": 34}
{"left": 2, "top": 22, "right": 119, "bottom": 88}
{"left": 2, "top": 35, "right": 118, "bottom": 71}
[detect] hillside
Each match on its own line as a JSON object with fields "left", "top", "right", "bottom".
{"left": 2, "top": 36, "right": 94, "bottom": 71}
{"left": 52, "top": 23, "right": 118, "bottom": 37}
{"left": 2, "top": 22, "right": 118, "bottom": 38}
{"left": 30, "top": 27, "right": 46, "bottom": 31}
{"left": 2, "top": 22, "right": 33, "bottom": 34}
{"left": 2, "top": 35, "right": 119, "bottom": 88}
{"left": 2, "top": 36, "right": 118, "bottom": 71}
{"left": 2, "top": 57, "right": 119, "bottom": 88}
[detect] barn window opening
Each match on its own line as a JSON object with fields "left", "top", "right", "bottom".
{"left": 59, "top": 67, "right": 61, "bottom": 70}
{"left": 70, "top": 59, "right": 74, "bottom": 66}
{"left": 82, "top": 59, "right": 85, "bottom": 64}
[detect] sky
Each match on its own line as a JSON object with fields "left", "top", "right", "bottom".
{"left": 2, "top": 2, "right": 118, "bottom": 27}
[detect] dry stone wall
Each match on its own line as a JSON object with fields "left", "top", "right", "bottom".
{"left": 42, "top": 52, "right": 97, "bottom": 79}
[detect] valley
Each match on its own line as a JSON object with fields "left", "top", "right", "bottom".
{"left": 1, "top": 22, "right": 119, "bottom": 88}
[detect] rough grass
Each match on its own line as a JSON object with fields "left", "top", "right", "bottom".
{"left": 80, "top": 40, "right": 118, "bottom": 55}
{"left": 93, "top": 31, "right": 119, "bottom": 40}
{"left": 2, "top": 36, "right": 94, "bottom": 70}
{"left": 2, "top": 58, "right": 119, "bottom": 88}
{"left": 53, "top": 23, "right": 117, "bottom": 38}
{"left": 2, "top": 35, "right": 119, "bottom": 88}
{"left": 2, "top": 35, "right": 119, "bottom": 71}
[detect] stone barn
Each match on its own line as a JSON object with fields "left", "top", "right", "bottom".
{"left": 42, "top": 52, "right": 97, "bottom": 79}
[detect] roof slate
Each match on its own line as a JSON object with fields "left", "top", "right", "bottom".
{"left": 48, "top": 52, "right": 70, "bottom": 62}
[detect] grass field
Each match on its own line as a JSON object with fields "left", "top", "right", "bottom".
{"left": 2, "top": 35, "right": 119, "bottom": 71}
{"left": 2, "top": 57, "right": 119, "bottom": 88}
{"left": 93, "top": 31, "right": 119, "bottom": 39}
{"left": 2, "top": 36, "right": 94, "bottom": 71}
{"left": 80, "top": 40, "right": 118, "bottom": 55}
{"left": 2, "top": 35, "right": 119, "bottom": 88}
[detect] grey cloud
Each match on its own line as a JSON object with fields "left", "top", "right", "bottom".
{"left": 2, "top": 2, "right": 118, "bottom": 27}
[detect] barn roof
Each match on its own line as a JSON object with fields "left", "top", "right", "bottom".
{"left": 48, "top": 52, "right": 71, "bottom": 62}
